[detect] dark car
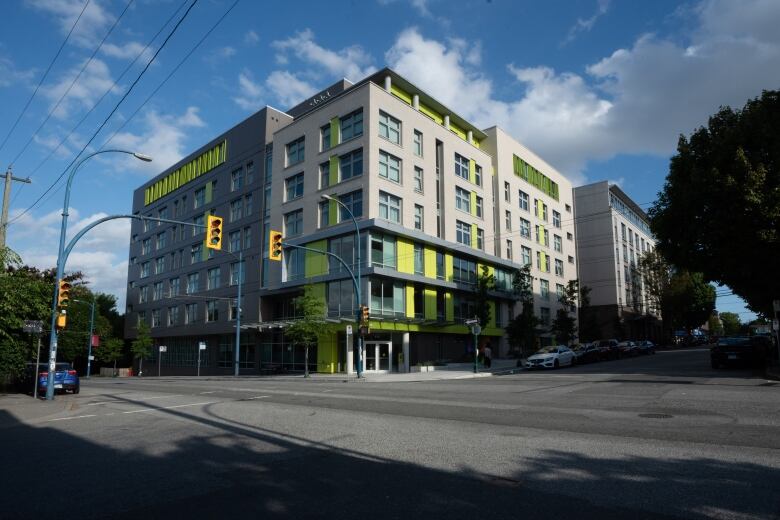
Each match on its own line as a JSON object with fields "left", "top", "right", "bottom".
{"left": 617, "top": 341, "right": 638, "bottom": 357}
{"left": 711, "top": 337, "right": 771, "bottom": 368}
{"left": 36, "top": 363, "right": 80, "bottom": 395}
{"left": 637, "top": 341, "right": 656, "bottom": 355}
{"left": 597, "top": 339, "right": 620, "bottom": 360}
{"left": 572, "top": 343, "right": 600, "bottom": 364}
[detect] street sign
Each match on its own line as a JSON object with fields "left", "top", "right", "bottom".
{"left": 159, "top": 345, "right": 167, "bottom": 353}
{"left": 23, "top": 320, "right": 43, "bottom": 334}
{"left": 91, "top": 334, "right": 100, "bottom": 347}
{"left": 471, "top": 324, "right": 482, "bottom": 336}
{"left": 88, "top": 355, "right": 95, "bottom": 361}
{"left": 199, "top": 342, "right": 206, "bottom": 350}
{"left": 346, "top": 325, "right": 353, "bottom": 335}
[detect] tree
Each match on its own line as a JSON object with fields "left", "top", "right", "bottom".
{"left": 98, "top": 337, "right": 124, "bottom": 376}
{"left": 719, "top": 312, "right": 742, "bottom": 336}
{"left": 131, "top": 321, "right": 153, "bottom": 376}
{"left": 472, "top": 264, "right": 495, "bottom": 328}
{"left": 285, "top": 286, "right": 327, "bottom": 378}
{"left": 578, "top": 285, "right": 600, "bottom": 342}
{"left": 505, "top": 265, "right": 539, "bottom": 358}
{"left": 550, "top": 280, "right": 579, "bottom": 345}
{"left": 649, "top": 90, "right": 780, "bottom": 316}
{"left": 707, "top": 314, "right": 724, "bottom": 336}
{"left": 666, "top": 271, "right": 716, "bottom": 333}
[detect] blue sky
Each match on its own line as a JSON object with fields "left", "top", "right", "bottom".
{"left": 2, "top": 0, "right": 778, "bottom": 320}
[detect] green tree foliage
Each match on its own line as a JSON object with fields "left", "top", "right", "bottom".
{"left": 707, "top": 314, "right": 724, "bottom": 336}
{"left": 666, "top": 271, "right": 717, "bottom": 333}
{"left": 505, "top": 265, "right": 539, "bottom": 357}
{"left": 578, "top": 285, "right": 600, "bottom": 342}
{"left": 719, "top": 311, "right": 742, "bottom": 336}
{"left": 98, "top": 337, "right": 125, "bottom": 375}
{"left": 472, "top": 264, "right": 495, "bottom": 327}
{"left": 285, "top": 286, "right": 327, "bottom": 378}
{"left": 131, "top": 321, "right": 153, "bottom": 376}
{"left": 649, "top": 90, "right": 780, "bottom": 316}
{"left": 550, "top": 280, "right": 579, "bottom": 345}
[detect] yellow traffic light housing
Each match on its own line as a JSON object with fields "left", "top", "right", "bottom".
{"left": 206, "top": 215, "right": 223, "bottom": 250}
{"left": 361, "top": 305, "right": 369, "bottom": 324}
{"left": 56, "top": 311, "right": 67, "bottom": 331}
{"left": 57, "top": 280, "right": 72, "bottom": 309}
{"left": 269, "top": 230, "right": 283, "bottom": 261}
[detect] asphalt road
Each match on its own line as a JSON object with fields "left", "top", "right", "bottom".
{"left": 1, "top": 348, "right": 778, "bottom": 519}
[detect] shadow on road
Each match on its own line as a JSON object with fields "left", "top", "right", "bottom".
{"left": 1, "top": 392, "right": 778, "bottom": 519}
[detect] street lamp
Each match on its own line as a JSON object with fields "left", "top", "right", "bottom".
{"left": 320, "top": 194, "right": 363, "bottom": 378}
{"left": 45, "top": 149, "right": 152, "bottom": 400}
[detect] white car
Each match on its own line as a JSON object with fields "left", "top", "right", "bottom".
{"left": 524, "top": 345, "right": 576, "bottom": 369}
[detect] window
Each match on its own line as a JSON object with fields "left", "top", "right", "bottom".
{"left": 285, "top": 248, "right": 305, "bottom": 281}
{"left": 327, "top": 279, "right": 355, "bottom": 318}
{"left": 286, "top": 136, "right": 305, "bottom": 166}
{"left": 505, "top": 211, "right": 512, "bottom": 231}
{"left": 143, "top": 217, "right": 152, "bottom": 232}
{"left": 140, "top": 261, "right": 150, "bottom": 278}
{"left": 455, "top": 186, "right": 471, "bottom": 213}
{"left": 567, "top": 232, "right": 573, "bottom": 241}
{"left": 329, "top": 235, "right": 356, "bottom": 274}
{"left": 555, "top": 259, "right": 564, "bottom": 277}
{"left": 167, "top": 306, "right": 178, "bottom": 326}
{"left": 452, "top": 257, "right": 477, "bottom": 284}
{"left": 206, "top": 301, "right": 219, "bottom": 322}
{"left": 520, "top": 218, "right": 531, "bottom": 239}
{"left": 152, "top": 309, "right": 161, "bottom": 328}
{"left": 158, "top": 206, "right": 168, "bottom": 223}
{"left": 319, "top": 161, "right": 330, "bottom": 188}
{"left": 192, "top": 215, "right": 204, "bottom": 237}
{"left": 229, "top": 231, "right": 241, "bottom": 253}
{"left": 139, "top": 285, "right": 148, "bottom": 303}
{"left": 141, "top": 238, "right": 151, "bottom": 255}
{"left": 285, "top": 172, "right": 304, "bottom": 201}
{"left": 231, "top": 168, "right": 244, "bottom": 191}
{"left": 243, "top": 227, "right": 252, "bottom": 249}
{"left": 378, "top": 111, "right": 401, "bottom": 144}
{"left": 621, "top": 223, "right": 627, "bottom": 241}
{"left": 475, "top": 196, "right": 483, "bottom": 218}
{"left": 370, "top": 279, "right": 405, "bottom": 317}
{"left": 340, "top": 109, "right": 363, "bottom": 141}
{"left": 169, "top": 278, "right": 180, "bottom": 297}
{"left": 568, "top": 255, "right": 575, "bottom": 264}
{"left": 413, "top": 130, "right": 423, "bottom": 156}
{"left": 504, "top": 181, "right": 510, "bottom": 202}
{"left": 540, "top": 279, "right": 549, "bottom": 300}
{"left": 518, "top": 190, "right": 529, "bottom": 211}
{"left": 565, "top": 203, "right": 571, "bottom": 213}
{"left": 540, "top": 307, "right": 551, "bottom": 326}
{"left": 370, "top": 233, "right": 397, "bottom": 269}
{"left": 553, "top": 210, "right": 561, "bottom": 228}
{"left": 414, "top": 204, "right": 424, "bottom": 231}
{"left": 521, "top": 246, "right": 532, "bottom": 266}
{"left": 413, "top": 243, "right": 424, "bottom": 275}
{"left": 454, "top": 153, "right": 469, "bottom": 180}
{"left": 378, "top": 191, "right": 401, "bottom": 223}
{"left": 436, "top": 251, "right": 445, "bottom": 280}
{"left": 156, "top": 232, "right": 166, "bottom": 250}
{"left": 537, "top": 252, "right": 551, "bottom": 273}
{"left": 506, "top": 240, "right": 513, "bottom": 260}
{"left": 194, "top": 187, "right": 205, "bottom": 209}
{"left": 187, "top": 272, "right": 199, "bottom": 294}
{"left": 476, "top": 228, "right": 484, "bottom": 250}
{"left": 340, "top": 148, "right": 363, "bottom": 181}
{"left": 474, "top": 165, "right": 483, "bottom": 187}
{"left": 246, "top": 161, "right": 254, "bottom": 184}
{"left": 556, "top": 283, "right": 565, "bottom": 300}
{"left": 244, "top": 193, "right": 253, "bottom": 216}
{"left": 413, "top": 166, "right": 423, "bottom": 193}
{"left": 340, "top": 190, "right": 363, "bottom": 219}
{"left": 456, "top": 220, "right": 471, "bottom": 246}
{"left": 190, "top": 243, "right": 202, "bottom": 264}
{"left": 378, "top": 150, "right": 401, "bottom": 183}
{"left": 185, "top": 303, "right": 197, "bottom": 324}
{"left": 453, "top": 294, "right": 476, "bottom": 321}
{"left": 629, "top": 228, "right": 634, "bottom": 244}
{"left": 321, "top": 124, "right": 331, "bottom": 151}
{"left": 207, "top": 267, "right": 221, "bottom": 290}
{"left": 285, "top": 209, "right": 303, "bottom": 237}
{"left": 230, "top": 261, "right": 244, "bottom": 285}
{"left": 230, "top": 199, "right": 243, "bottom": 222}
{"left": 153, "top": 281, "right": 163, "bottom": 301}
{"left": 319, "top": 200, "right": 330, "bottom": 228}
{"left": 554, "top": 235, "right": 562, "bottom": 253}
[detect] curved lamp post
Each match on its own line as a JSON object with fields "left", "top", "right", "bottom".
{"left": 45, "top": 150, "right": 152, "bottom": 400}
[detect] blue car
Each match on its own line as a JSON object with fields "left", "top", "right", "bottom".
{"left": 38, "top": 363, "right": 80, "bottom": 395}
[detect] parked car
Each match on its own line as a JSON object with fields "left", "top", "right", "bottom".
{"left": 637, "top": 341, "right": 656, "bottom": 355}
{"left": 617, "top": 341, "right": 638, "bottom": 357}
{"left": 597, "top": 339, "right": 620, "bottom": 360}
{"left": 36, "top": 363, "right": 80, "bottom": 395}
{"left": 710, "top": 337, "right": 771, "bottom": 368}
{"left": 525, "top": 345, "right": 576, "bottom": 369}
{"left": 571, "top": 343, "right": 600, "bottom": 364}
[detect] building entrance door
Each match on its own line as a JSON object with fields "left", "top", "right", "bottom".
{"left": 364, "top": 341, "right": 392, "bottom": 372}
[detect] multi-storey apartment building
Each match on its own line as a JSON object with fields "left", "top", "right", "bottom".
{"left": 125, "top": 68, "right": 577, "bottom": 375}
{"left": 574, "top": 181, "right": 661, "bottom": 341}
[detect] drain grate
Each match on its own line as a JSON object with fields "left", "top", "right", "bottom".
{"left": 639, "top": 413, "right": 673, "bottom": 419}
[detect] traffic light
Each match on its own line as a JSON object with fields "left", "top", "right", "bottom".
{"left": 269, "top": 230, "right": 283, "bottom": 261}
{"left": 361, "top": 305, "right": 369, "bottom": 324}
{"left": 56, "top": 311, "right": 67, "bottom": 331}
{"left": 206, "top": 215, "right": 223, "bottom": 250}
{"left": 57, "top": 280, "right": 71, "bottom": 309}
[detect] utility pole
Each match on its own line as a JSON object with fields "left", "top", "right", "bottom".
{"left": 0, "top": 166, "right": 31, "bottom": 249}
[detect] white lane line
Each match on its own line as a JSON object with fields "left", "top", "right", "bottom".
{"left": 47, "top": 415, "right": 97, "bottom": 422}
{"left": 199, "top": 391, "right": 217, "bottom": 394}
{"left": 246, "top": 395, "right": 270, "bottom": 400}
{"left": 86, "top": 395, "right": 180, "bottom": 406}
{"left": 121, "top": 401, "right": 216, "bottom": 414}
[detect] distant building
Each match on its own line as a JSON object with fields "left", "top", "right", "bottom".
{"left": 573, "top": 181, "right": 661, "bottom": 341}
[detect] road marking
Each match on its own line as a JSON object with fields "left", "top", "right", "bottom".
{"left": 47, "top": 414, "right": 97, "bottom": 422}
{"left": 121, "top": 401, "right": 216, "bottom": 414}
{"left": 86, "top": 395, "right": 180, "bottom": 406}
{"left": 199, "top": 391, "right": 217, "bottom": 394}
{"left": 246, "top": 395, "right": 270, "bottom": 400}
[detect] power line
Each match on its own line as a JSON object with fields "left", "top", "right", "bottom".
{"left": 7, "top": 0, "right": 200, "bottom": 227}
{"left": 0, "top": 0, "right": 91, "bottom": 157}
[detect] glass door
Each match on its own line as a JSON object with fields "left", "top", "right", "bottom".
{"left": 363, "top": 342, "right": 393, "bottom": 372}
{"left": 378, "top": 343, "right": 390, "bottom": 371}
{"left": 365, "top": 343, "right": 377, "bottom": 371}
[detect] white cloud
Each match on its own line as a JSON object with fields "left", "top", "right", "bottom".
{"left": 204, "top": 46, "right": 236, "bottom": 66}
{"left": 271, "top": 29, "right": 376, "bottom": 82}
{"left": 233, "top": 69, "right": 265, "bottom": 111}
{"left": 0, "top": 55, "right": 35, "bottom": 87}
{"left": 26, "top": 0, "right": 113, "bottom": 48}
{"left": 562, "top": 0, "right": 611, "bottom": 46}
{"left": 265, "top": 71, "right": 317, "bottom": 108}
{"left": 101, "top": 41, "right": 153, "bottom": 62}
{"left": 244, "top": 30, "right": 259, "bottom": 46}
{"left": 108, "top": 106, "right": 205, "bottom": 175}
{"left": 41, "top": 58, "right": 118, "bottom": 119}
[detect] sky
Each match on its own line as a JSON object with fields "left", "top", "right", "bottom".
{"left": 2, "top": 0, "right": 778, "bottom": 320}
